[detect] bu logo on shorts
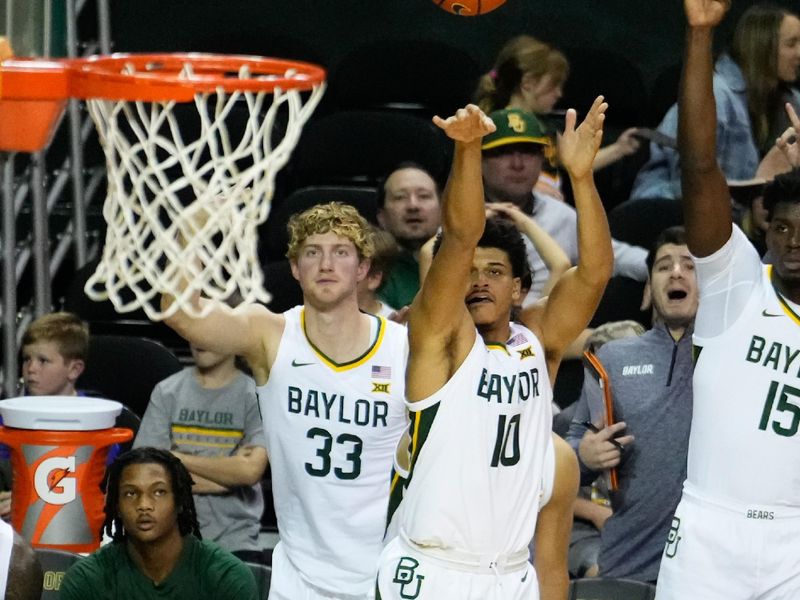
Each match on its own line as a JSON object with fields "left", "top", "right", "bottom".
{"left": 393, "top": 556, "right": 425, "bottom": 599}
{"left": 664, "top": 516, "right": 681, "bottom": 558}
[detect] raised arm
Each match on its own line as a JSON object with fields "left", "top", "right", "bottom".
{"left": 162, "top": 296, "right": 281, "bottom": 383}
{"left": 522, "top": 97, "right": 613, "bottom": 375}
{"left": 680, "top": 0, "right": 733, "bottom": 256}
{"left": 406, "top": 105, "right": 495, "bottom": 399}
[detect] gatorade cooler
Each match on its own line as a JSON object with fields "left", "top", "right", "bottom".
{"left": 0, "top": 396, "right": 132, "bottom": 552}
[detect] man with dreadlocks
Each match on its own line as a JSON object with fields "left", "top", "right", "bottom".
{"left": 60, "top": 447, "right": 257, "bottom": 600}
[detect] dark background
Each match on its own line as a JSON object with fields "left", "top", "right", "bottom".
{"left": 106, "top": 0, "right": 792, "bottom": 101}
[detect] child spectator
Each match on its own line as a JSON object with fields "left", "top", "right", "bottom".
{"left": 134, "top": 343, "right": 268, "bottom": 563}
{"left": 20, "top": 312, "right": 88, "bottom": 397}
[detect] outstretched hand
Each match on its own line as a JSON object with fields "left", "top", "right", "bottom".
{"left": 559, "top": 95, "right": 607, "bottom": 179}
{"left": 684, "top": 0, "right": 730, "bottom": 28}
{"left": 433, "top": 104, "right": 496, "bottom": 144}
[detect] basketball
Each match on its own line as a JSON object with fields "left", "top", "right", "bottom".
{"left": 433, "top": 0, "right": 506, "bottom": 16}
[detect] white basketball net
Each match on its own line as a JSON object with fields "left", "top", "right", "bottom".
{"left": 83, "top": 62, "right": 325, "bottom": 320}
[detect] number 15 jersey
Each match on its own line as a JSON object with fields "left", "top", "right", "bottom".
{"left": 257, "top": 306, "right": 408, "bottom": 595}
{"left": 691, "top": 227, "right": 800, "bottom": 507}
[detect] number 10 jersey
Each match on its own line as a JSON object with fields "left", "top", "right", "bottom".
{"left": 398, "top": 322, "right": 553, "bottom": 559}
{"left": 257, "top": 306, "right": 409, "bottom": 595}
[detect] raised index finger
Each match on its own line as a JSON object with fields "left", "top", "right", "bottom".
{"left": 787, "top": 102, "right": 800, "bottom": 131}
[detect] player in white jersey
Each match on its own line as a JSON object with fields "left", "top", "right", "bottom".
{"left": 377, "top": 101, "right": 612, "bottom": 600}
{"left": 162, "top": 202, "right": 408, "bottom": 599}
{"left": 656, "top": 1, "right": 800, "bottom": 598}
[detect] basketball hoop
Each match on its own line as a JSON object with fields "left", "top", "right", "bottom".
{"left": 0, "top": 52, "right": 326, "bottom": 320}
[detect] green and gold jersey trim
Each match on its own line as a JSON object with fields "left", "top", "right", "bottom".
{"left": 300, "top": 309, "right": 386, "bottom": 371}
{"left": 404, "top": 403, "right": 440, "bottom": 486}
{"left": 485, "top": 341, "right": 510, "bottom": 355}
{"left": 692, "top": 344, "right": 703, "bottom": 364}
{"left": 769, "top": 266, "right": 800, "bottom": 326}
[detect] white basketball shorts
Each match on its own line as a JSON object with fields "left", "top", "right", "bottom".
{"left": 269, "top": 541, "right": 375, "bottom": 600}
{"left": 377, "top": 536, "right": 538, "bottom": 600}
{"left": 655, "top": 485, "right": 800, "bottom": 600}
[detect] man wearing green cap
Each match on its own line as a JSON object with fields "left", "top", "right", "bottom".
{"left": 482, "top": 108, "right": 648, "bottom": 302}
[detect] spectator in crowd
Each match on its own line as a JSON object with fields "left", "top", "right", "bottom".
{"left": 481, "top": 108, "right": 648, "bottom": 302}
{"left": 357, "top": 226, "right": 401, "bottom": 317}
{"left": 631, "top": 3, "right": 800, "bottom": 201}
{"left": 475, "top": 34, "right": 641, "bottom": 198}
{"left": 60, "top": 447, "right": 257, "bottom": 600}
{"left": 134, "top": 342, "right": 268, "bottom": 564}
{"left": 376, "top": 162, "right": 442, "bottom": 309}
{"left": 20, "top": 311, "right": 88, "bottom": 398}
{"left": 0, "top": 519, "right": 42, "bottom": 600}
{"left": 551, "top": 319, "right": 645, "bottom": 579}
{"left": 0, "top": 312, "right": 92, "bottom": 521}
{"left": 566, "top": 226, "right": 696, "bottom": 583}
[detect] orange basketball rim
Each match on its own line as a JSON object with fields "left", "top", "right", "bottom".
{"left": 0, "top": 52, "right": 326, "bottom": 153}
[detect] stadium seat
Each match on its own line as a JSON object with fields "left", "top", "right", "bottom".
{"left": 561, "top": 47, "right": 648, "bottom": 129}
{"left": 285, "top": 110, "right": 452, "bottom": 192}
{"left": 590, "top": 276, "right": 649, "bottom": 328}
{"left": 262, "top": 260, "right": 303, "bottom": 314}
{"left": 553, "top": 358, "right": 584, "bottom": 410}
{"left": 609, "top": 197, "right": 684, "bottom": 250}
{"left": 34, "top": 547, "right": 82, "bottom": 599}
{"left": 648, "top": 62, "right": 682, "bottom": 127}
{"left": 78, "top": 335, "right": 183, "bottom": 418}
{"left": 115, "top": 404, "right": 142, "bottom": 454}
{"left": 568, "top": 577, "right": 657, "bottom": 600}
{"left": 246, "top": 562, "right": 272, "bottom": 599}
{"left": 261, "top": 185, "right": 379, "bottom": 262}
{"left": 62, "top": 259, "right": 189, "bottom": 355}
{"left": 328, "top": 39, "right": 481, "bottom": 118}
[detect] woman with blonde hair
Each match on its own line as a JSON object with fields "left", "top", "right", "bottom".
{"left": 476, "top": 35, "right": 641, "bottom": 197}
{"left": 631, "top": 3, "right": 800, "bottom": 201}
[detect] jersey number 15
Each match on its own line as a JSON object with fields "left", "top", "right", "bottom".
{"left": 759, "top": 381, "right": 800, "bottom": 438}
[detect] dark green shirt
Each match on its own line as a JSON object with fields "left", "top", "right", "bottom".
{"left": 60, "top": 535, "right": 257, "bottom": 600}
{"left": 377, "top": 248, "right": 419, "bottom": 310}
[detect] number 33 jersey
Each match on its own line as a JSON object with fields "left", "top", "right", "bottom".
{"left": 257, "top": 306, "right": 409, "bottom": 594}
{"left": 398, "top": 322, "right": 553, "bottom": 557}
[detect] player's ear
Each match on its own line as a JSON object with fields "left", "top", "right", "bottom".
{"left": 289, "top": 259, "right": 300, "bottom": 282}
{"left": 357, "top": 258, "right": 371, "bottom": 282}
{"left": 512, "top": 276, "right": 522, "bottom": 303}
{"left": 641, "top": 278, "right": 652, "bottom": 311}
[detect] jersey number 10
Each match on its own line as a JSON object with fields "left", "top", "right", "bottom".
{"left": 491, "top": 414, "right": 521, "bottom": 467}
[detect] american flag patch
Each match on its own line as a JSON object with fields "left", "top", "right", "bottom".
{"left": 372, "top": 365, "right": 391, "bottom": 379}
{"left": 507, "top": 332, "right": 528, "bottom": 347}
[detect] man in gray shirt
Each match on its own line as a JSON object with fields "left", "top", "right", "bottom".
{"left": 565, "top": 226, "right": 696, "bottom": 583}
{"left": 482, "top": 108, "right": 648, "bottom": 303}
{"left": 135, "top": 344, "right": 268, "bottom": 563}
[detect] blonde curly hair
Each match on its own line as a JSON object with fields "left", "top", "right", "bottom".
{"left": 286, "top": 202, "right": 374, "bottom": 261}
